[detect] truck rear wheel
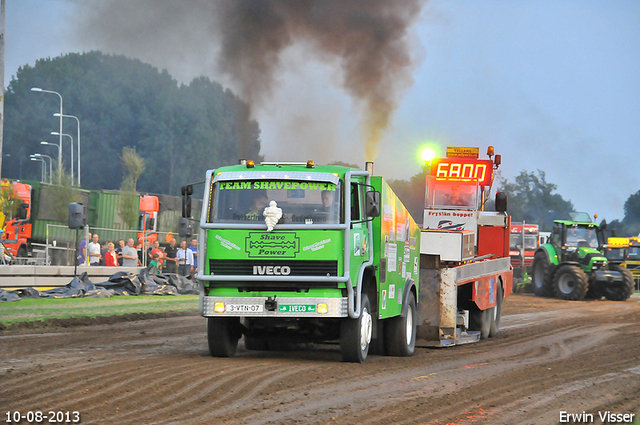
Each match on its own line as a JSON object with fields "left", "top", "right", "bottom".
{"left": 601, "top": 265, "right": 635, "bottom": 301}
{"left": 340, "top": 294, "right": 372, "bottom": 363}
{"left": 489, "top": 283, "right": 504, "bottom": 337}
{"left": 384, "top": 295, "right": 417, "bottom": 357}
{"left": 207, "top": 317, "right": 241, "bottom": 357}
{"left": 553, "top": 265, "right": 588, "bottom": 300}
{"left": 469, "top": 305, "right": 491, "bottom": 340}
{"left": 531, "top": 251, "right": 554, "bottom": 297}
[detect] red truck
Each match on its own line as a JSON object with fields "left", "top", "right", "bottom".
{"left": 509, "top": 222, "right": 539, "bottom": 278}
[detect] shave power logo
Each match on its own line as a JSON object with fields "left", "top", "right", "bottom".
{"left": 246, "top": 232, "right": 300, "bottom": 258}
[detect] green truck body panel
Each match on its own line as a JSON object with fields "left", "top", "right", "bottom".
{"left": 370, "top": 176, "right": 421, "bottom": 319}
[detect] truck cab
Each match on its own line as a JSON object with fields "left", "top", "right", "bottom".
{"left": 198, "top": 160, "right": 420, "bottom": 362}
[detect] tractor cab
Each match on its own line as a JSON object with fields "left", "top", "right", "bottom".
{"left": 550, "top": 220, "right": 605, "bottom": 263}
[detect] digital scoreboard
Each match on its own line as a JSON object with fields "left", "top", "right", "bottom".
{"left": 430, "top": 158, "right": 494, "bottom": 186}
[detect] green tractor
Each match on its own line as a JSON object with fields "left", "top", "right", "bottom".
{"left": 531, "top": 219, "right": 635, "bottom": 301}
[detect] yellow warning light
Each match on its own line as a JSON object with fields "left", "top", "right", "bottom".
{"left": 306, "top": 160, "right": 315, "bottom": 168}
{"left": 608, "top": 237, "right": 629, "bottom": 248}
{"left": 487, "top": 146, "right": 495, "bottom": 157}
{"left": 246, "top": 160, "right": 255, "bottom": 168}
{"left": 317, "top": 303, "right": 328, "bottom": 314}
{"left": 214, "top": 302, "right": 226, "bottom": 313}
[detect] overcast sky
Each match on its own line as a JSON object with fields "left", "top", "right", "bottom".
{"left": 4, "top": 0, "right": 640, "bottom": 222}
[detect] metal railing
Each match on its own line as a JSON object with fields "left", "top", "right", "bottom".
{"left": 43, "top": 224, "right": 188, "bottom": 267}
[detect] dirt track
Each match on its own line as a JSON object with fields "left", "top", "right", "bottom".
{"left": 2, "top": 294, "right": 640, "bottom": 425}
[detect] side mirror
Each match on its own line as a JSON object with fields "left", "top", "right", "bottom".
{"left": 365, "top": 191, "right": 381, "bottom": 218}
{"left": 495, "top": 192, "right": 507, "bottom": 213}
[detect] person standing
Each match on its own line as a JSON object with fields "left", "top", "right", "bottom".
{"left": 188, "top": 238, "right": 198, "bottom": 273}
{"left": 176, "top": 240, "right": 194, "bottom": 277}
{"left": 121, "top": 238, "right": 139, "bottom": 267}
{"left": 115, "top": 239, "right": 126, "bottom": 266}
{"left": 163, "top": 238, "right": 178, "bottom": 273}
{"left": 88, "top": 233, "right": 101, "bottom": 266}
{"left": 78, "top": 232, "right": 91, "bottom": 266}
{"left": 104, "top": 242, "right": 119, "bottom": 266}
{"left": 148, "top": 240, "right": 165, "bottom": 271}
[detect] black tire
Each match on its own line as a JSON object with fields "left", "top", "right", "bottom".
{"left": 340, "top": 293, "right": 372, "bottom": 363}
{"left": 489, "top": 283, "right": 503, "bottom": 337}
{"left": 384, "top": 295, "right": 417, "bottom": 357}
{"left": 601, "top": 265, "right": 635, "bottom": 301}
{"left": 553, "top": 265, "right": 589, "bottom": 300}
{"left": 469, "top": 304, "right": 491, "bottom": 340}
{"left": 244, "top": 335, "right": 269, "bottom": 351}
{"left": 531, "top": 251, "right": 554, "bottom": 297}
{"left": 207, "top": 317, "right": 240, "bottom": 357}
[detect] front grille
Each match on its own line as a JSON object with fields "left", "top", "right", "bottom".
{"left": 209, "top": 259, "right": 338, "bottom": 276}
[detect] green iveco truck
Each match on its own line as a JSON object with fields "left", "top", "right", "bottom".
{"left": 196, "top": 160, "right": 421, "bottom": 362}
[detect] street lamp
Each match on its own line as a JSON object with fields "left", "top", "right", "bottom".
{"left": 51, "top": 132, "right": 74, "bottom": 185}
{"left": 32, "top": 153, "right": 53, "bottom": 184}
{"left": 53, "top": 113, "right": 81, "bottom": 187}
{"left": 31, "top": 87, "right": 63, "bottom": 184}
{"left": 40, "top": 141, "right": 60, "bottom": 170}
{"left": 30, "top": 156, "right": 47, "bottom": 183}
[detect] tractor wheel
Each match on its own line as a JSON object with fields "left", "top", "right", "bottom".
{"left": 489, "top": 283, "right": 504, "bottom": 337}
{"left": 384, "top": 295, "right": 417, "bottom": 357}
{"left": 340, "top": 293, "right": 372, "bottom": 363}
{"left": 553, "top": 265, "right": 589, "bottom": 300}
{"left": 207, "top": 317, "right": 241, "bottom": 357}
{"left": 469, "top": 305, "right": 491, "bottom": 340}
{"left": 531, "top": 251, "right": 554, "bottom": 297}
{"left": 601, "top": 265, "right": 635, "bottom": 301}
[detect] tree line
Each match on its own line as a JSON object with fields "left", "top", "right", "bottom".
{"left": 2, "top": 51, "right": 262, "bottom": 196}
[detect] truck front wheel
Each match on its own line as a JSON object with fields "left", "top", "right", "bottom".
{"left": 384, "top": 295, "right": 417, "bottom": 357}
{"left": 207, "top": 317, "right": 241, "bottom": 357}
{"left": 340, "top": 294, "right": 372, "bottom": 363}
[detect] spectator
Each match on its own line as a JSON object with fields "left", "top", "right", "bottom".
{"left": 104, "top": 242, "right": 119, "bottom": 266}
{"left": 88, "top": 233, "right": 101, "bottom": 266}
{"left": 148, "top": 253, "right": 161, "bottom": 274}
{"left": 78, "top": 232, "right": 91, "bottom": 266}
{"left": 148, "top": 240, "right": 165, "bottom": 270}
{"left": 176, "top": 240, "right": 194, "bottom": 277}
{"left": 121, "top": 238, "right": 139, "bottom": 267}
{"left": 115, "top": 239, "right": 126, "bottom": 266}
{"left": 99, "top": 240, "right": 111, "bottom": 266}
{"left": 188, "top": 238, "right": 198, "bottom": 272}
{"left": 163, "top": 238, "right": 178, "bottom": 273}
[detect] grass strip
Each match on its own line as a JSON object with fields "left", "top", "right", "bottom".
{"left": 0, "top": 295, "right": 199, "bottom": 326}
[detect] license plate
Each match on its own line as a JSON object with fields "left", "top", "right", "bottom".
{"left": 278, "top": 304, "right": 316, "bottom": 313}
{"left": 226, "top": 304, "right": 264, "bottom": 313}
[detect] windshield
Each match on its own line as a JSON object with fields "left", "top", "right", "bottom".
{"left": 510, "top": 234, "right": 538, "bottom": 250}
{"left": 628, "top": 247, "right": 640, "bottom": 261}
{"left": 208, "top": 180, "right": 342, "bottom": 224}
{"left": 425, "top": 178, "right": 479, "bottom": 209}
{"left": 566, "top": 226, "right": 599, "bottom": 248}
